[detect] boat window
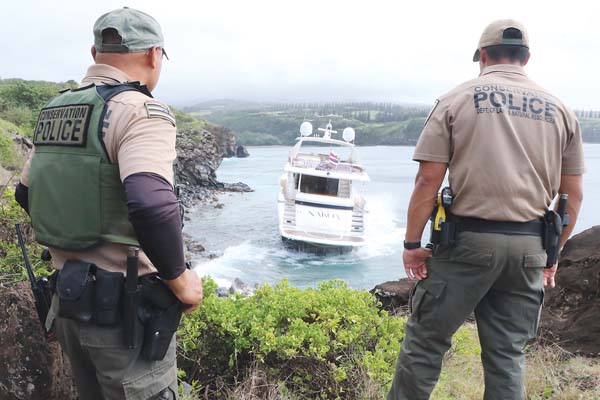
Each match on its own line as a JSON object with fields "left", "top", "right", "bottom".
{"left": 293, "top": 173, "right": 300, "bottom": 189}
{"left": 299, "top": 175, "right": 339, "bottom": 196}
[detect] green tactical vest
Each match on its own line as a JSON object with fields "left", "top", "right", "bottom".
{"left": 28, "top": 83, "right": 153, "bottom": 250}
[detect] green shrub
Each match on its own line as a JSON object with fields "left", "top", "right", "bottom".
{"left": 0, "top": 119, "right": 24, "bottom": 170}
{"left": 178, "top": 279, "right": 406, "bottom": 399}
{"left": 0, "top": 187, "right": 50, "bottom": 282}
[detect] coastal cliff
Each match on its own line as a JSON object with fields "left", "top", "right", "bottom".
{"left": 174, "top": 125, "right": 251, "bottom": 206}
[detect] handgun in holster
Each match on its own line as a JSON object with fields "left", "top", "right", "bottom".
{"left": 543, "top": 194, "right": 569, "bottom": 268}
{"left": 137, "top": 274, "right": 184, "bottom": 361}
{"left": 428, "top": 187, "right": 456, "bottom": 248}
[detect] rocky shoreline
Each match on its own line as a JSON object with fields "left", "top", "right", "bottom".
{"left": 174, "top": 126, "right": 252, "bottom": 207}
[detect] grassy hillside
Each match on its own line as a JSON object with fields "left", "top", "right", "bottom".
{"left": 187, "top": 100, "right": 600, "bottom": 146}
{"left": 0, "top": 78, "right": 78, "bottom": 136}
{"left": 0, "top": 118, "right": 24, "bottom": 171}
{"left": 185, "top": 101, "right": 429, "bottom": 146}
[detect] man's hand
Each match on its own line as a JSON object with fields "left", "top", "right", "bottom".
{"left": 543, "top": 264, "right": 558, "bottom": 288}
{"left": 403, "top": 247, "right": 432, "bottom": 280}
{"left": 165, "top": 269, "right": 204, "bottom": 313}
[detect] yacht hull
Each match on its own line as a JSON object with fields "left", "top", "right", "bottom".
{"left": 281, "top": 236, "right": 354, "bottom": 255}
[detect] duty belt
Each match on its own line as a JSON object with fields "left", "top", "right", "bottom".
{"left": 454, "top": 216, "right": 544, "bottom": 236}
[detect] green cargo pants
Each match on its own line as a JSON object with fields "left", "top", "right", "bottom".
{"left": 52, "top": 301, "right": 178, "bottom": 400}
{"left": 388, "top": 231, "right": 546, "bottom": 400}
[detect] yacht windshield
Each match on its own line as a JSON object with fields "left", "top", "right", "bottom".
{"left": 300, "top": 175, "right": 339, "bottom": 196}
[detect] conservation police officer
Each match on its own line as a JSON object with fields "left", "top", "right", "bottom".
{"left": 15, "top": 7, "right": 203, "bottom": 400}
{"left": 388, "top": 20, "right": 585, "bottom": 399}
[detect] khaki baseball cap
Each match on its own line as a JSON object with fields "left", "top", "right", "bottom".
{"left": 93, "top": 7, "right": 168, "bottom": 58}
{"left": 472, "top": 19, "right": 529, "bottom": 62}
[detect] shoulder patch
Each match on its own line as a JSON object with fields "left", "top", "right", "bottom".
{"left": 145, "top": 102, "right": 176, "bottom": 127}
{"left": 424, "top": 99, "right": 440, "bottom": 127}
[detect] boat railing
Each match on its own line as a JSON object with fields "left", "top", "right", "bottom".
{"left": 290, "top": 158, "right": 364, "bottom": 174}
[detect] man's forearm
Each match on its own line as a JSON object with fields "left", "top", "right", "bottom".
{"left": 557, "top": 174, "right": 583, "bottom": 249}
{"left": 405, "top": 162, "right": 447, "bottom": 242}
{"left": 124, "top": 173, "right": 186, "bottom": 280}
{"left": 559, "top": 175, "right": 583, "bottom": 249}
{"left": 405, "top": 185, "right": 438, "bottom": 242}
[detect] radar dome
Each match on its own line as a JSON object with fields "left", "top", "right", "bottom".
{"left": 300, "top": 122, "right": 313, "bottom": 136}
{"left": 342, "top": 127, "right": 356, "bottom": 142}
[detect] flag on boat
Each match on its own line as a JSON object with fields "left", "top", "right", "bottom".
{"left": 328, "top": 151, "right": 340, "bottom": 168}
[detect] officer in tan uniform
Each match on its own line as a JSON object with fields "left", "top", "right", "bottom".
{"left": 388, "top": 20, "right": 585, "bottom": 399}
{"left": 15, "top": 7, "right": 203, "bottom": 400}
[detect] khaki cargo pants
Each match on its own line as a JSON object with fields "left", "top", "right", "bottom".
{"left": 388, "top": 231, "right": 546, "bottom": 400}
{"left": 53, "top": 302, "right": 178, "bottom": 400}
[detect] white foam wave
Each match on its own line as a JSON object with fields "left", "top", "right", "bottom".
{"left": 356, "top": 194, "right": 405, "bottom": 259}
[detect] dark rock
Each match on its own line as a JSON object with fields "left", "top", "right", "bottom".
{"left": 174, "top": 126, "right": 252, "bottom": 207}
{"left": 370, "top": 279, "right": 415, "bottom": 313}
{"left": 175, "top": 129, "right": 222, "bottom": 192}
{"left": 221, "top": 182, "right": 253, "bottom": 193}
{"left": 183, "top": 233, "right": 206, "bottom": 254}
{"left": 540, "top": 226, "right": 600, "bottom": 356}
{"left": 236, "top": 145, "right": 250, "bottom": 158}
{"left": 230, "top": 278, "right": 253, "bottom": 297}
{"left": 12, "top": 134, "right": 33, "bottom": 151}
{"left": 0, "top": 282, "right": 76, "bottom": 399}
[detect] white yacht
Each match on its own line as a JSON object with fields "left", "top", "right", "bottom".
{"left": 277, "top": 121, "right": 370, "bottom": 253}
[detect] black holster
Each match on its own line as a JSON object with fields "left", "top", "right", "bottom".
{"left": 429, "top": 220, "right": 456, "bottom": 248}
{"left": 543, "top": 210, "right": 563, "bottom": 268}
{"left": 138, "top": 275, "right": 183, "bottom": 361}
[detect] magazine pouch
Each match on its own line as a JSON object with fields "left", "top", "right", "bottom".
{"left": 57, "top": 260, "right": 96, "bottom": 323}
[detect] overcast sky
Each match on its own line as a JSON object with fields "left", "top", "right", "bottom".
{"left": 2, "top": 0, "right": 599, "bottom": 108}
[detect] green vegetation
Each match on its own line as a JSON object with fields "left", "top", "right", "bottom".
{"left": 178, "top": 279, "right": 406, "bottom": 399}
{"left": 188, "top": 101, "right": 600, "bottom": 146}
{"left": 184, "top": 101, "right": 429, "bottom": 146}
{"left": 0, "top": 78, "right": 78, "bottom": 136}
{"left": 177, "top": 279, "right": 600, "bottom": 399}
{"left": 173, "top": 108, "right": 211, "bottom": 132}
{"left": 0, "top": 187, "right": 51, "bottom": 284}
{"left": 0, "top": 119, "right": 24, "bottom": 171}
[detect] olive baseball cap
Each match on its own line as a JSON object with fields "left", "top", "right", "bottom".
{"left": 93, "top": 7, "right": 168, "bottom": 58}
{"left": 472, "top": 19, "right": 529, "bottom": 62}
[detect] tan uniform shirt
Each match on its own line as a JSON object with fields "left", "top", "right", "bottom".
{"left": 21, "top": 64, "right": 177, "bottom": 275}
{"left": 414, "top": 64, "right": 585, "bottom": 222}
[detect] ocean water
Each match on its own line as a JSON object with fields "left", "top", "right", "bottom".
{"left": 186, "top": 144, "right": 600, "bottom": 290}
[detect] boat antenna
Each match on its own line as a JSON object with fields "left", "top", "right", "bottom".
{"left": 317, "top": 119, "right": 337, "bottom": 139}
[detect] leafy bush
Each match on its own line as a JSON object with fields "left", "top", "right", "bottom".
{"left": 0, "top": 187, "right": 50, "bottom": 282}
{"left": 178, "top": 279, "right": 405, "bottom": 399}
{"left": 0, "top": 118, "right": 24, "bottom": 170}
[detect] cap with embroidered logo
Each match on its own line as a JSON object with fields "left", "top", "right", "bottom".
{"left": 93, "top": 7, "right": 168, "bottom": 59}
{"left": 472, "top": 19, "right": 529, "bottom": 62}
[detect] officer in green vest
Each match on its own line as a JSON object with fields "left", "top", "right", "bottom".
{"left": 15, "top": 7, "right": 203, "bottom": 400}
{"left": 388, "top": 20, "right": 585, "bottom": 399}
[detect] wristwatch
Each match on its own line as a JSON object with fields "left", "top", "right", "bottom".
{"left": 403, "top": 240, "right": 421, "bottom": 250}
